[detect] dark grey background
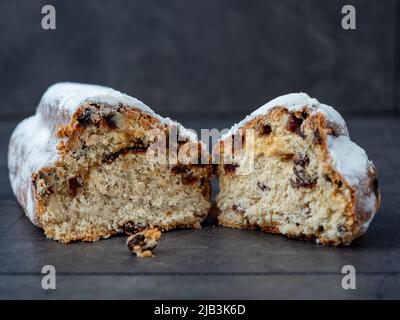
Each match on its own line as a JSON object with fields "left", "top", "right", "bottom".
{"left": 0, "top": 0, "right": 399, "bottom": 122}
{"left": 0, "top": 0, "right": 400, "bottom": 299}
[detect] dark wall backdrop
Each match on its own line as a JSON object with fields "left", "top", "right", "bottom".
{"left": 0, "top": 0, "right": 398, "bottom": 122}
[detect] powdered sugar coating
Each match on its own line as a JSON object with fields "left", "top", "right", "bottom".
{"left": 41, "top": 82, "right": 154, "bottom": 115}
{"left": 8, "top": 82, "right": 198, "bottom": 225}
{"left": 327, "top": 135, "right": 371, "bottom": 187}
{"left": 221, "top": 93, "right": 348, "bottom": 140}
{"left": 327, "top": 135, "right": 378, "bottom": 232}
{"left": 8, "top": 115, "right": 59, "bottom": 224}
{"left": 39, "top": 82, "right": 198, "bottom": 141}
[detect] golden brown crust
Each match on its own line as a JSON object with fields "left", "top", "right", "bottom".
{"left": 45, "top": 220, "right": 201, "bottom": 244}
{"left": 219, "top": 218, "right": 345, "bottom": 246}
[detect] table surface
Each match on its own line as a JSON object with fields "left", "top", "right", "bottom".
{"left": 0, "top": 115, "right": 399, "bottom": 299}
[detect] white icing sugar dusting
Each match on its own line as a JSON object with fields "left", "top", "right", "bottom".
{"left": 327, "top": 135, "right": 371, "bottom": 187}
{"left": 221, "top": 93, "right": 348, "bottom": 140}
{"left": 8, "top": 115, "right": 59, "bottom": 224}
{"left": 41, "top": 82, "right": 153, "bottom": 115}
{"left": 40, "top": 82, "right": 198, "bottom": 141}
{"left": 362, "top": 192, "right": 377, "bottom": 218}
{"left": 327, "top": 135, "right": 378, "bottom": 230}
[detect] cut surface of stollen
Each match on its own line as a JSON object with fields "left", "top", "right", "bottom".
{"left": 214, "top": 93, "right": 380, "bottom": 245}
{"left": 8, "top": 82, "right": 212, "bottom": 243}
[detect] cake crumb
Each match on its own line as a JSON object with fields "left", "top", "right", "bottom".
{"left": 126, "top": 228, "right": 161, "bottom": 258}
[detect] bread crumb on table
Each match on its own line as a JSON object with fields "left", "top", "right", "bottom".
{"left": 126, "top": 228, "right": 161, "bottom": 258}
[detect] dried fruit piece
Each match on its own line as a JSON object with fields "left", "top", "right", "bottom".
{"left": 290, "top": 154, "right": 316, "bottom": 189}
{"left": 126, "top": 228, "right": 161, "bottom": 258}
{"left": 286, "top": 112, "right": 305, "bottom": 138}
{"left": 102, "top": 113, "right": 118, "bottom": 129}
{"left": 76, "top": 109, "right": 93, "bottom": 128}
{"left": 171, "top": 164, "right": 187, "bottom": 174}
{"left": 181, "top": 174, "right": 198, "bottom": 185}
{"left": 67, "top": 176, "right": 83, "bottom": 197}
{"left": 103, "top": 143, "right": 148, "bottom": 163}
{"left": 290, "top": 167, "right": 316, "bottom": 189}
{"left": 224, "top": 164, "right": 239, "bottom": 174}
{"left": 293, "top": 154, "right": 310, "bottom": 167}
{"left": 260, "top": 124, "right": 272, "bottom": 135}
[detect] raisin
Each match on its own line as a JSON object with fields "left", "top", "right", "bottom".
{"left": 260, "top": 124, "right": 272, "bottom": 135}
{"left": 293, "top": 154, "right": 309, "bottom": 167}
{"left": 224, "top": 164, "right": 239, "bottom": 174}
{"left": 286, "top": 112, "right": 305, "bottom": 138}
{"left": 290, "top": 154, "right": 316, "bottom": 188}
{"left": 279, "top": 153, "right": 294, "bottom": 161}
{"left": 318, "top": 225, "right": 324, "bottom": 233}
{"left": 68, "top": 176, "right": 83, "bottom": 197}
{"left": 257, "top": 182, "right": 270, "bottom": 191}
{"left": 77, "top": 109, "right": 93, "bottom": 128}
{"left": 103, "top": 144, "right": 148, "bottom": 163}
{"left": 126, "top": 229, "right": 161, "bottom": 257}
{"left": 182, "top": 173, "right": 198, "bottom": 185}
{"left": 290, "top": 166, "right": 316, "bottom": 189}
{"left": 103, "top": 113, "right": 117, "bottom": 129}
{"left": 171, "top": 165, "right": 188, "bottom": 175}
{"left": 126, "top": 234, "right": 146, "bottom": 252}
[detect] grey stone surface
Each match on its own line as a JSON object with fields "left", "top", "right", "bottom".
{"left": 0, "top": 0, "right": 397, "bottom": 119}
{"left": 0, "top": 116, "right": 399, "bottom": 299}
{"left": 0, "top": 274, "right": 398, "bottom": 299}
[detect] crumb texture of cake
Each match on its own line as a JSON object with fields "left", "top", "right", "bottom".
{"left": 8, "top": 82, "right": 211, "bottom": 243}
{"left": 215, "top": 93, "right": 380, "bottom": 245}
{"left": 126, "top": 228, "right": 161, "bottom": 258}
